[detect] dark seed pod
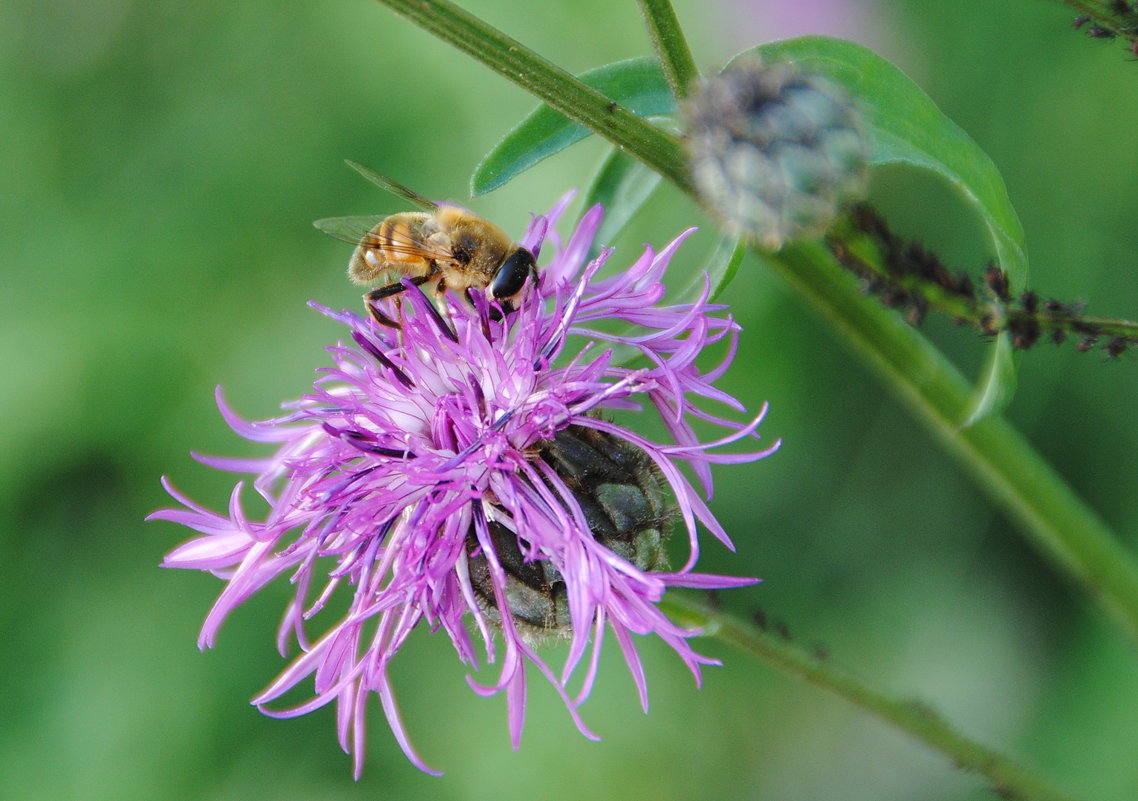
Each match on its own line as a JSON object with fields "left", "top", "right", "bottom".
{"left": 682, "top": 57, "right": 870, "bottom": 250}
{"left": 466, "top": 425, "right": 673, "bottom": 640}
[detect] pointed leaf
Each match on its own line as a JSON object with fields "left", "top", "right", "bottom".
{"left": 960, "top": 331, "right": 1017, "bottom": 428}
{"left": 580, "top": 148, "right": 663, "bottom": 261}
{"left": 703, "top": 235, "right": 745, "bottom": 302}
{"left": 746, "top": 36, "right": 1027, "bottom": 423}
{"left": 472, "top": 57, "right": 675, "bottom": 196}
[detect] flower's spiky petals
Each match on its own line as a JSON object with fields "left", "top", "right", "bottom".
{"left": 611, "top": 620, "right": 650, "bottom": 711}
{"left": 152, "top": 197, "right": 777, "bottom": 775}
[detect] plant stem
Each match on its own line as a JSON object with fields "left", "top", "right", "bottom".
{"left": 371, "top": 0, "right": 691, "bottom": 192}
{"left": 836, "top": 209, "right": 1138, "bottom": 355}
{"left": 636, "top": 0, "right": 701, "bottom": 99}
{"left": 660, "top": 593, "right": 1085, "bottom": 801}
{"left": 772, "top": 241, "right": 1138, "bottom": 640}
{"left": 367, "top": 0, "right": 1138, "bottom": 643}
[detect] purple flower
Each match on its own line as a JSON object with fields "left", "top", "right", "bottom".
{"left": 150, "top": 195, "right": 779, "bottom": 776}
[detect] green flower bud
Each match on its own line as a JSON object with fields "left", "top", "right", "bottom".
{"left": 683, "top": 58, "right": 870, "bottom": 250}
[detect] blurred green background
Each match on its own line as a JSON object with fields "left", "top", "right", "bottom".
{"left": 4, "top": 0, "right": 1138, "bottom": 799}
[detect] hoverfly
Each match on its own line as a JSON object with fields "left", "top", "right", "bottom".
{"left": 315, "top": 161, "right": 537, "bottom": 328}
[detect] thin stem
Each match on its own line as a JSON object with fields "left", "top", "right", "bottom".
{"left": 835, "top": 209, "right": 1138, "bottom": 356}
{"left": 1055, "top": 0, "right": 1138, "bottom": 47}
{"left": 636, "top": 0, "right": 701, "bottom": 99}
{"left": 1058, "top": 0, "right": 1135, "bottom": 26}
{"left": 371, "top": 0, "right": 691, "bottom": 193}
{"left": 1051, "top": 313, "right": 1138, "bottom": 340}
{"left": 660, "top": 593, "right": 1085, "bottom": 801}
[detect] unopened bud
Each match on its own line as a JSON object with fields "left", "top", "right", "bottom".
{"left": 683, "top": 58, "right": 870, "bottom": 250}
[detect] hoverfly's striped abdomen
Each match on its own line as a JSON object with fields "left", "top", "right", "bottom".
{"left": 348, "top": 211, "right": 436, "bottom": 285}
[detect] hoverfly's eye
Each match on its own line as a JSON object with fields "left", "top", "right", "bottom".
{"left": 490, "top": 248, "right": 536, "bottom": 300}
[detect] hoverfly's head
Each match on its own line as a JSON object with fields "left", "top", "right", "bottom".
{"left": 489, "top": 247, "right": 538, "bottom": 311}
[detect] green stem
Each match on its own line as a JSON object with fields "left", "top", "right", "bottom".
{"left": 371, "top": 0, "right": 691, "bottom": 193}
{"left": 836, "top": 212, "right": 1138, "bottom": 355}
{"left": 368, "top": 0, "right": 1138, "bottom": 643}
{"left": 772, "top": 241, "right": 1138, "bottom": 639}
{"left": 636, "top": 0, "right": 701, "bottom": 99}
{"left": 1055, "top": 0, "right": 1138, "bottom": 45}
{"left": 660, "top": 593, "right": 1084, "bottom": 801}
{"left": 1052, "top": 313, "right": 1138, "bottom": 340}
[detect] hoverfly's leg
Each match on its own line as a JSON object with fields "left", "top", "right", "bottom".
{"left": 363, "top": 272, "right": 437, "bottom": 329}
{"left": 364, "top": 281, "right": 409, "bottom": 329}
{"left": 421, "top": 276, "right": 458, "bottom": 343}
{"left": 433, "top": 276, "right": 453, "bottom": 321}
{"left": 466, "top": 287, "right": 495, "bottom": 340}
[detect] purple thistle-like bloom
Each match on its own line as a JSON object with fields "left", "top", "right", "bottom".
{"left": 150, "top": 195, "right": 779, "bottom": 775}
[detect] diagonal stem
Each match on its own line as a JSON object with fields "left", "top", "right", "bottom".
{"left": 636, "top": 0, "right": 701, "bottom": 99}
{"left": 661, "top": 592, "right": 1085, "bottom": 801}
{"left": 367, "top": 0, "right": 1138, "bottom": 645}
{"left": 772, "top": 241, "right": 1138, "bottom": 640}
{"left": 372, "top": 0, "right": 691, "bottom": 192}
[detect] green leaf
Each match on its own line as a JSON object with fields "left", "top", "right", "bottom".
{"left": 581, "top": 147, "right": 743, "bottom": 318}
{"left": 961, "top": 332, "right": 1017, "bottom": 428}
{"left": 579, "top": 148, "right": 663, "bottom": 261}
{"left": 703, "top": 235, "right": 745, "bottom": 302}
{"left": 472, "top": 57, "right": 675, "bottom": 196}
{"left": 669, "top": 232, "right": 745, "bottom": 306}
{"left": 744, "top": 36, "right": 1028, "bottom": 423}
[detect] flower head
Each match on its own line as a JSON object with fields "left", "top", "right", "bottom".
{"left": 150, "top": 196, "right": 779, "bottom": 775}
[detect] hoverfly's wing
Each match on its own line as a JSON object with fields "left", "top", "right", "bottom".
{"left": 312, "top": 215, "right": 386, "bottom": 245}
{"left": 345, "top": 160, "right": 440, "bottom": 211}
{"left": 314, "top": 212, "right": 456, "bottom": 268}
